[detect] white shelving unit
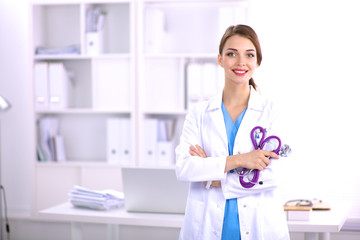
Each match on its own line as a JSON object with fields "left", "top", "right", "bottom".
{"left": 30, "top": 0, "right": 248, "bottom": 213}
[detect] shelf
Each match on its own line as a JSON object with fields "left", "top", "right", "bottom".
{"left": 34, "top": 53, "right": 131, "bottom": 60}
{"left": 31, "top": 0, "right": 248, "bottom": 213}
{"left": 143, "top": 109, "right": 187, "bottom": 116}
{"left": 35, "top": 108, "right": 132, "bottom": 115}
{"left": 143, "top": 53, "right": 218, "bottom": 59}
{"left": 35, "top": 161, "right": 134, "bottom": 168}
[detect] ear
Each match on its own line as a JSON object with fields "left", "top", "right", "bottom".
{"left": 217, "top": 54, "right": 224, "bottom": 68}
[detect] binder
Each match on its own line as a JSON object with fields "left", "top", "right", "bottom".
{"left": 158, "top": 141, "right": 175, "bottom": 166}
{"left": 142, "top": 118, "right": 158, "bottom": 166}
{"left": 86, "top": 31, "right": 104, "bottom": 55}
{"left": 186, "top": 63, "right": 202, "bottom": 109}
{"left": 106, "top": 118, "right": 131, "bottom": 164}
{"left": 157, "top": 119, "right": 176, "bottom": 166}
{"left": 34, "top": 62, "right": 49, "bottom": 110}
{"left": 48, "top": 62, "right": 72, "bottom": 110}
{"left": 144, "top": 8, "right": 165, "bottom": 53}
{"left": 202, "top": 63, "right": 218, "bottom": 100}
{"left": 53, "top": 135, "right": 67, "bottom": 162}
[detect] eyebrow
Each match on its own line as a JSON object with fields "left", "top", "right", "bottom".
{"left": 226, "top": 48, "right": 255, "bottom": 52}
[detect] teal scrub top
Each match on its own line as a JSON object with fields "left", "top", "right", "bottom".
{"left": 221, "top": 102, "right": 247, "bottom": 240}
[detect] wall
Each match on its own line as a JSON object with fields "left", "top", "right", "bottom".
{"left": 0, "top": 0, "right": 33, "bottom": 216}
{"left": 249, "top": 0, "right": 360, "bottom": 218}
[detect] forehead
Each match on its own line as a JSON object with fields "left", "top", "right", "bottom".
{"left": 224, "top": 35, "right": 255, "bottom": 51}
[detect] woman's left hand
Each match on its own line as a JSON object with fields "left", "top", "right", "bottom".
{"left": 189, "top": 144, "right": 221, "bottom": 188}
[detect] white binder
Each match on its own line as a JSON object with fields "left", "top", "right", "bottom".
{"left": 34, "top": 62, "right": 49, "bottom": 110}
{"left": 106, "top": 118, "right": 131, "bottom": 164}
{"left": 157, "top": 141, "right": 175, "bottom": 166}
{"left": 186, "top": 63, "right": 202, "bottom": 108}
{"left": 48, "top": 62, "right": 72, "bottom": 110}
{"left": 144, "top": 8, "right": 165, "bottom": 53}
{"left": 202, "top": 63, "right": 218, "bottom": 100}
{"left": 141, "top": 118, "right": 158, "bottom": 166}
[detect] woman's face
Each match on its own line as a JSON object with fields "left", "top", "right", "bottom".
{"left": 218, "top": 35, "right": 258, "bottom": 86}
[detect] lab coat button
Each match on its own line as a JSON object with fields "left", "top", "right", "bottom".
{"left": 246, "top": 231, "right": 249, "bottom": 235}
{"left": 212, "top": 230, "right": 218, "bottom": 236}
{"left": 243, "top": 204, "right": 247, "bottom": 208}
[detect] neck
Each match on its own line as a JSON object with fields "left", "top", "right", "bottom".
{"left": 222, "top": 82, "right": 250, "bottom": 107}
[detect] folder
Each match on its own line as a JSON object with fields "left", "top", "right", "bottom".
{"left": 48, "top": 62, "right": 73, "bottom": 110}
{"left": 34, "top": 62, "right": 49, "bottom": 110}
{"left": 106, "top": 118, "right": 131, "bottom": 164}
{"left": 37, "top": 117, "right": 59, "bottom": 162}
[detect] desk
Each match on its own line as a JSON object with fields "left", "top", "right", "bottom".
{"left": 287, "top": 207, "right": 348, "bottom": 240}
{"left": 39, "top": 202, "right": 347, "bottom": 240}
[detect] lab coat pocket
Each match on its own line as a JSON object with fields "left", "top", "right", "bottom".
{"left": 180, "top": 199, "right": 205, "bottom": 240}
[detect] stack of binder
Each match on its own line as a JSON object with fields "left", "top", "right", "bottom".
{"left": 106, "top": 118, "right": 131, "bottom": 165}
{"left": 141, "top": 118, "right": 177, "bottom": 166}
{"left": 186, "top": 62, "right": 224, "bottom": 109}
{"left": 69, "top": 185, "right": 124, "bottom": 211}
{"left": 34, "top": 62, "right": 73, "bottom": 110}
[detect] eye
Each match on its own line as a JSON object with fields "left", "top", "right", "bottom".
{"left": 247, "top": 53, "right": 255, "bottom": 58}
{"left": 226, "top": 52, "right": 236, "bottom": 57}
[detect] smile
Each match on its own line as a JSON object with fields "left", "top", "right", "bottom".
{"left": 233, "top": 69, "right": 248, "bottom": 76}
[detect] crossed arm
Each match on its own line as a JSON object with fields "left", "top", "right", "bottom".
{"left": 188, "top": 144, "right": 279, "bottom": 188}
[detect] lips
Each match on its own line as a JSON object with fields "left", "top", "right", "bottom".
{"left": 233, "top": 68, "right": 248, "bottom": 76}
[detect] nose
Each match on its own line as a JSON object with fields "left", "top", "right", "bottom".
{"left": 236, "top": 55, "right": 246, "bottom": 66}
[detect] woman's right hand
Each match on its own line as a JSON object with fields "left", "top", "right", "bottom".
{"left": 225, "top": 150, "right": 279, "bottom": 172}
{"left": 240, "top": 150, "right": 278, "bottom": 170}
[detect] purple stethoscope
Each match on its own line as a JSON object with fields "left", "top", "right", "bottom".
{"left": 235, "top": 126, "right": 291, "bottom": 188}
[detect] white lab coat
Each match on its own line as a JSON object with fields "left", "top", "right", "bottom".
{"left": 175, "top": 87, "right": 290, "bottom": 240}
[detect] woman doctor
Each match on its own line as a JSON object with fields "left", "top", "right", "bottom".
{"left": 175, "top": 25, "right": 290, "bottom": 240}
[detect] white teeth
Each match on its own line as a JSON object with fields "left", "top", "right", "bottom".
{"left": 234, "top": 70, "right": 246, "bottom": 74}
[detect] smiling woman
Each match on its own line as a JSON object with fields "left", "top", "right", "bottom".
{"left": 176, "top": 24, "right": 290, "bottom": 240}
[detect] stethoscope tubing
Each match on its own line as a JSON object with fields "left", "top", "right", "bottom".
{"left": 239, "top": 126, "right": 282, "bottom": 188}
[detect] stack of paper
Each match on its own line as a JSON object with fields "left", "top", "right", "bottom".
{"left": 69, "top": 185, "right": 124, "bottom": 211}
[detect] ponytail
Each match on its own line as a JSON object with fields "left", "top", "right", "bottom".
{"left": 249, "top": 78, "right": 257, "bottom": 91}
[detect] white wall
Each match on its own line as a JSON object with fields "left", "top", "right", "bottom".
{"left": 249, "top": 0, "right": 360, "bottom": 218}
{"left": 0, "top": 0, "right": 34, "bottom": 216}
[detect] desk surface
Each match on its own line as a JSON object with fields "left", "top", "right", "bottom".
{"left": 39, "top": 202, "right": 348, "bottom": 232}
{"left": 39, "top": 202, "right": 184, "bottom": 228}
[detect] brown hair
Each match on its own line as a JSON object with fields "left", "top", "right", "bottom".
{"left": 219, "top": 25, "right": 262, "bottom": 90}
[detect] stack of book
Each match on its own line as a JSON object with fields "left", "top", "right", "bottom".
{"left": 69, "top": 185, "right": 124, "bottom": 211}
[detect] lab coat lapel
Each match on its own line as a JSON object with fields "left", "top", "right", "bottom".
{"left": 235, "top": 88, "right": 264, "bottom": 154}
{"left": 206, "top": 91, "right": 228, "bottom": 154}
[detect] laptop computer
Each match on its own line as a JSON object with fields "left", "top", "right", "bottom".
{"left": 121, "top": 167, "right": 189, "bottom": 214}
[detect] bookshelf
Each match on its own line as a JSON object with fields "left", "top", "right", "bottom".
{"left": 30, "top": 0, "right": 249, "bottom": 213}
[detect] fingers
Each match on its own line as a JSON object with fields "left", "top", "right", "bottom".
{"left": 264, "top": 150, "right": 279, "bottom": 159}
{"left": 242, "top": 150, "right": 278, "bottom": 171}
{"left": 189, "top": 144, "right": 207, "bottom": 158}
